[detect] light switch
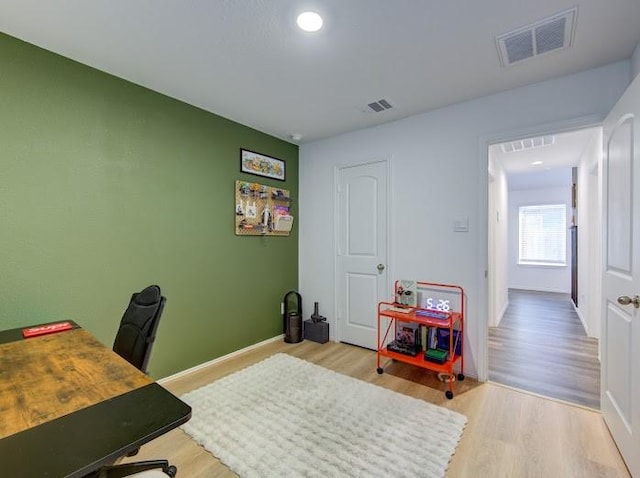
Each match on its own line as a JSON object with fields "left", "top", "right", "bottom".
{"left": 453, "top": 216, "right": 469, "bottom": 232}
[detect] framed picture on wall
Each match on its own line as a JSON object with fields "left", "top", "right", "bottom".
{"left": 240, "top": 148, "right": 286, "bottom": 181}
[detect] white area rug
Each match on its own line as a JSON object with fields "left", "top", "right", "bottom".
{"left": 181, "top": 353, "right": 467, "bottom": 478}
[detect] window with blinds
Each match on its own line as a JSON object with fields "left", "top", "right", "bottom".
{"left": 518, "top": 203, "right": 567, "bottom": 266}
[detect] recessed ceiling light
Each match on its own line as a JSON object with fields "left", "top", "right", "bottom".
{"left": 532, "top": 161, "right": 543, "bottom": 166}
{"left": 297, "top": 11, "right": 323, "bottom": 32}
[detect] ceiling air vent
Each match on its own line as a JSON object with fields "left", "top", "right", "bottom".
{"left": 496, "top": 7, "right": 577, "bottom": 67}
{"left": 501, "top": 135, "right": 556, "bottom": 153}
{"left": 366, "top": 98, "right": 394, "bottom": 113}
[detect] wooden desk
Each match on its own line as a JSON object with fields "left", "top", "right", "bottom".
{"left": 0, "top": 322, "right": 191, "bottom": 477}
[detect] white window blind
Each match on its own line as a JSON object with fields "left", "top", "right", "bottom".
{"left": 518, "top": 204, "right": 567, "bottom": 266}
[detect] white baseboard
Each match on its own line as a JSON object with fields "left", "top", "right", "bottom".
{"left": 572, "top": 303, "right": 589, "bottom": 336}
{"left": 509, "top": 286, "right": 570, "bottom": 294}
{"left": 159, "top": 334, "right": 284, "bottom": 385}
{"left": 494, "top": 300, "right": 509, "bottom": 327}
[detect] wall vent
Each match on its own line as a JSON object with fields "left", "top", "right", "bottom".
{"left": 501, "top": 135, "right": 556, "bottom": 153}
{"left": 496, "top": 7, "right": 577, "bottom": 67}
{"left": 366, "top": 98, "right": 394, "bottom": 113}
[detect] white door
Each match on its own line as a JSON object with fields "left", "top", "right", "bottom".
{"left": 601, "top": 74, "right": 640, "bottom": 476}
{"left": 336, "top": 160, "right": 388, "bottom": 349}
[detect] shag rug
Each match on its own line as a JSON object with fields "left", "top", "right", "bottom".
{"left": 181, "top": 353, "right": 467, "bottom": 478}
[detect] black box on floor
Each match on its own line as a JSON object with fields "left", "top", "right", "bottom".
{"left": 303, "top": 319, "right": 329, "bottom": 343}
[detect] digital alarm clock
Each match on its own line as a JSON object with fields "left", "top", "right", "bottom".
{"left": 424, "top": 297, "right": 451, "bottom": 312}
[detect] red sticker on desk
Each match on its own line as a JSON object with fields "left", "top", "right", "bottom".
{"left": 22, "top": 321, "right": 73, "bottom": 338}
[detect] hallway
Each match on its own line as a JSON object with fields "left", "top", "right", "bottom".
{"left": 489, "top": 289, "right": 600, "bottom": 409}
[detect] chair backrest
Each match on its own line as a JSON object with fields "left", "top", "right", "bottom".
{"left": 113, "top": 285, "right": 166, "bottom": 374}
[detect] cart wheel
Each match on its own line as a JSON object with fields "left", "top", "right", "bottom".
{"left": 457, "top": 373, "right": 465, "bottom": 381}
{"left": 445, "top": 390, "right": 454, "bottom": 400}
{"left": 376, "top": 367, "right": 384, "bottom": 374}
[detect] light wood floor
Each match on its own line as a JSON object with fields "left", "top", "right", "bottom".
{"left": 123, "top": 339, "right": 629, "bottom": 477}
{"left": 489, "top": 289, "right": 601, "bottom": 409}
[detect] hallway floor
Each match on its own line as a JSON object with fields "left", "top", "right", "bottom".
{"left": 489, "top": 289, "right": 600, "bottom": 409}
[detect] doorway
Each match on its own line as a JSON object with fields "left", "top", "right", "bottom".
{"left": 487, "top": 127, "right": 603, "bottom": 408}
{"left": 489, "top": 289, "right": 600, "bottom": 408}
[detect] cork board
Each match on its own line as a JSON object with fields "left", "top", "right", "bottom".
{"left": 235, "top": 180, "right": 293, "bottom": 236}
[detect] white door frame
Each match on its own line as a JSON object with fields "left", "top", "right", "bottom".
{"left": 487, "top": 171, "right": 496, "bottom": 328}
{"left": 476, "top": 114, "right": 605, "bottom": 382}
{"left": 333, "top": 157, "right": 392, "bottom": 344}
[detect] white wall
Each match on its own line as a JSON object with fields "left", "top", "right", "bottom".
{"left": 507, "top": 183, "right": 572, "bottom": 293}
{"left": 488, "top": 151, "right": 509, "bottom": 327}
{"left": 632, "top": 41, "right": 640, "bottom": 80}
{"left": 577, "top": 131, "right": 603, "bottom": 338}
{"left": 299, "top": 60, "right": 630, "bottom": 379}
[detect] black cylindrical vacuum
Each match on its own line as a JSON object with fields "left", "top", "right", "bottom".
{"left": 283, "top": 290, "right": 303, "bottom": 343}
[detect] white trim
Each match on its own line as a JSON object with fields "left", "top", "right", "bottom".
{"left": 158, "top": 334, "right": 284, "bottom": 385}
{"left": 476, "top": 136, "right": 490, "bottom": 382}
{"left": 517, "top": 262, "right": 568, "bottom": 268}
{"left": 494, "top": 299, "right": 509, "bottom": 328}
{"left": 572, "top": 301, "right": 589, "bottom": 336}
{"left": 385, "top": 156, "right": 393, "bottom": 308}
{"left": 508, "top": 286, "right": 570, "bottom": 294}
{"left": 488, "top": 380, "right": 599, "bottom": 412}
{"left": 477, "top": 113, "right": 605, "bottom": 382}
{"left": 332, "top": 164, "right": 340, "bottom": 342}
{"left": 384, "top": 157, "right": 394, "bottom": 348}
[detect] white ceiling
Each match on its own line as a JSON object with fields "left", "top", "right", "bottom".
{"left": 490, "top": 127, "right": 600, "bottom": 190}
{"left": 0, "top": 1, "right": 638, "bottom": 144}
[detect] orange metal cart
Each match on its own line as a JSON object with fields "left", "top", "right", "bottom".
{"left": 376, "top": 281, "right": 465, "bottom": 399}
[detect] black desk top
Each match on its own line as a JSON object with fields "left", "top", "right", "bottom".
{"left": 0, "top": 382, "right": 191, "bottom": 477}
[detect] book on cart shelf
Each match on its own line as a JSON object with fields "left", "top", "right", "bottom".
{"left": 387, "top": 321, "right": 422, "bottom": 356}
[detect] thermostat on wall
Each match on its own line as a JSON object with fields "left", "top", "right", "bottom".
{"left": 274, "top": 215, "right": 294, "bottom": 232}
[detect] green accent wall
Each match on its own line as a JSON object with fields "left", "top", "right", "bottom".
{"left": 0, "top": 33, "right": 298, "bottom": 379}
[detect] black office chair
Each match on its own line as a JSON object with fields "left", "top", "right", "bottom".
{"left": 113, "top": 285, "right": 166, "bottom": 374}
{"left": 110, "top": 286, "right": 171, "bottom": 466}
{"left": 89, "top": 459, "right": 177, "bottom": 477}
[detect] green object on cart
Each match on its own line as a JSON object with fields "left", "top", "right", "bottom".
{"left": 424, "top": 348, "right": 449, "bottom": 364}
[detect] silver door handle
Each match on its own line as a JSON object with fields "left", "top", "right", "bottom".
{"left": 617, "top": 295, "right": 640, "bottom": 309}
{"left": 377, "top": 264, "right": 385, "bottom": 272}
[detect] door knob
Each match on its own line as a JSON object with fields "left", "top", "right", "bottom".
{"left": 377, "top": 264, "right": 385, "bottom": 272}
{"left": 617, "top": 295, "right": 640, "bottom": 308}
